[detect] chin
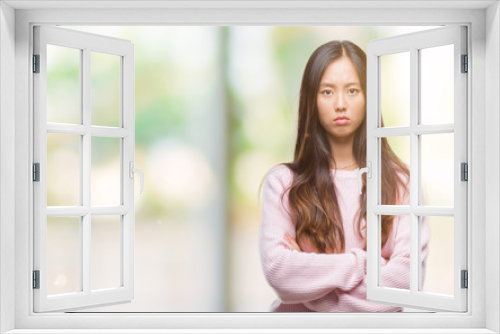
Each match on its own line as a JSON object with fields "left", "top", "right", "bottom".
{"left": 332, "top": 130, "right": 354, "bottom": 138}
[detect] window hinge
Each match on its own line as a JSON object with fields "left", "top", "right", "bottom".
{"left": 33, "top": 54, "right": 40, "bottom": 73}
{"left": 461, "top": 270, "right": 468, "bottom": 289}
{"left": 33, "top": 163, "right": 40, "bottom": 182}
{"left": 461, "top": 54, "right": 468, "bottom": 73}
{"left": 33, "top": 270, "right": 40, "bottom": 289}
{"left": 461, "top": 162, "right": 468, "bottom": 181}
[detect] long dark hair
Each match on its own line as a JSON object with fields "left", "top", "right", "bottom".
{"left": 282, "top": 40, "right": 409, "bottom": 253}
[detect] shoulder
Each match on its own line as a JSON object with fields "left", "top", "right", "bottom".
{"left": 264, "top": 163, "right": 294, "bottom": 188}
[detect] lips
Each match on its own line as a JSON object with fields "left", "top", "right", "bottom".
{"left": 334, "top": 116, "right": 350, "bottom": 125}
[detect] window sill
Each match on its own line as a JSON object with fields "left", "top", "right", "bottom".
{"left": 3, "top": 329, "right": 498, "bottom": 334}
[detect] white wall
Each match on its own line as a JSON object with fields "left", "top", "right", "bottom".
{"left": 0, "top": 2, "right": 16, "bottom": 333}
{"left": 1, "top": 2, "right": 498, "bottom": 332}
{"left": 486, "top": 2, "right": 500, "bottom": 333}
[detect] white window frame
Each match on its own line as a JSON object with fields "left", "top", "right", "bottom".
{"left": 0, "top": 1, "right": 498, "bottom": 333}
{"left": 33, "top": 25, "right": 136, "bottom": 312}
{"left": 365, "top": 25, "right": 468, "bottom": 312}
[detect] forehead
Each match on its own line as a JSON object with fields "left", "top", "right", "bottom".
{"left": 320, "top": 57, "right": 360, "bottom": 84}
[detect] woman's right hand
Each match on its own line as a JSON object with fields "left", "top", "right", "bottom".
{"left": 284, "top": 232, "right": 302, "bottom": 252}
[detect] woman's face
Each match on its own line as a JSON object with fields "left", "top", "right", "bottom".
{"left": 316, "top": 57, "right": 365, "bottom": 143}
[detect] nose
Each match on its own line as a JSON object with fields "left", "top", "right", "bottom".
{"left": 334, "top": 93, "right": 346, "bottom": 112}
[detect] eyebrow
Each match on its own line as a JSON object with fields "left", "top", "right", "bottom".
{"left": 319, "top": 82, "right": 360, "bottom": 88}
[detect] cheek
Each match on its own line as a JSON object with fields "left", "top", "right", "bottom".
{"left": 317, "top": 102, "right": 331, "bottom": 123}
{"left": 318, "top": 114, "right": 329, "bottom": 130}
{"left": 353, "top": 98, "right": 366, "bottom": 120}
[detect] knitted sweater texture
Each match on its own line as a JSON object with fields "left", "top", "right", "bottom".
{"left": 259, "top": 164, "right": 430, "bottom": 312}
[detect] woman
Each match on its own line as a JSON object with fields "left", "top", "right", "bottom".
{"left": 259, "top": 40, "right": 430, "bottom": 312}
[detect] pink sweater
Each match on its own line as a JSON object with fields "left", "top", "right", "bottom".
{"left": 259, "top": 164, "right": 430, "bottom": 312}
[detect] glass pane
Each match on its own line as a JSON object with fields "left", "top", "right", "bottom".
{"left": 421, "top": 133, "right": 454, "bottom": 206}
{"left": 381, "top": 136, "right": 410, "bottom": 205}
{"left": 91, "top": 137, "right": 121, "bottom": 206}
{"left": 380, "top": 215, "right": 410, "bottom": 291}
{"left": 47, "top": 133, "right": 80, "bottom": 206}
{"left": 380, "top": 52, "right": 410, "bottom": 127}
{"left": 47, "top": 216, "right": 80, "bottom": 295}
{"left": 421, "top": 216, "right": 454, "bottom": 296}
{"left": 91, "top": 52, "right": 121, "bottom": 127}
{"left": 47, "top": 45, "right": 81, "bottom": 124}
{"left": 420, "top": 44, "right": 454, "bottom": 125}
{"left": 91, "top": 215, "right": 121, "bottom": 290}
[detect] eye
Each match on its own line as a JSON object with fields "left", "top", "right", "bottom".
{"left": 348, "top": 88, "right": 359, "bottom": 95}
{"left": 321, "top": 89, "right": 333, "bottom": 97}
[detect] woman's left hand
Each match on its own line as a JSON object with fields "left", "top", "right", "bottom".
{"left": 284, "top": 232, "right": 302, "bottom": 252}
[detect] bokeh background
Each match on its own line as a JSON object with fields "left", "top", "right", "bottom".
{"left": 45, "top": 25, "right": 455, "bottom": 312}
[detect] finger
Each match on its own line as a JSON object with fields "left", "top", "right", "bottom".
{"left": 283, "top": 235, "right": 292, "bottom": 247}
{"left": 289, "top": 239, "right": 301, "bottom": 251}
{"left": 284, "top": 233, "right": 294, "bottom": 244}
{"left": 283, "top": 235, "right": 295, "bottom": 248}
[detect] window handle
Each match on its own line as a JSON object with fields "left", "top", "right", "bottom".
{"left": 357, "top": 162, "right": 371, "bottom": 195}
{"left": 129, "top": 161, "right": 144, "bottom": 194}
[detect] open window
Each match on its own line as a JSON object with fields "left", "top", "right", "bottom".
{"left": 365, "top": 25, "right": 467, "bottom": 312}
{"left": 33, "top": 25, "right": 140, "bottom": 312}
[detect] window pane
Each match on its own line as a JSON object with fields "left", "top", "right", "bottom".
{"left": 91, "top": 137, "right": 121, "bottom": 206}
{"left": 380, "top": 215, "right": 410, "bottom": 291}
{"left": 381, "top": 52, "right": 410, "bottom": 127}
{"left": 381, "top": 136, "right": 410, "bottom": 205}
{"left": 92, "top": 52, "right": 121, "bottom": 127}
{"left": 47, "top": 216, "right": 81, "bottom": 295}
{"left": 47, "top": 45, "right": 81, "bottom": 124}
{"left": 421, "top": 133, "right": 454, "bottom": 206}
{"left": 421, "top": 216, "right": 454, "bottom": 296}
{"left": 420, "top": 44, "right": 454, "bottom": 125}
{"left": 91, "top": 215, "right": 121, "bottom": 290}
{"left": 47, "top": 133, "right": 80, "bottom": 206}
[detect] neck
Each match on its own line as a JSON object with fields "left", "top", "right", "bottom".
{"left": 329, "top": 135, "right": 357, "bottom": 169}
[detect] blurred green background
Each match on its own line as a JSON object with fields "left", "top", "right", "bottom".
{"left": 45, "top": 25, "right": 454, "bottom": 312}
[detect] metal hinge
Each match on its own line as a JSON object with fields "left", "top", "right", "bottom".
{"left": 33, "top": 54, "right": 40, "bottom": 73}
{"left": 33, "top": 163, "right": 40, "bottom": 182}
{"left": 461, "top": 162, "right": 468, "bottom": 181}
{"left": 33, "top": 270, "right": 40, "bottom": 289}
{"left": 461, "top": 270, "right": 468, "bottom": 289}
{"left": 461, "top": 54, "right": 468, "bottom": 73}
